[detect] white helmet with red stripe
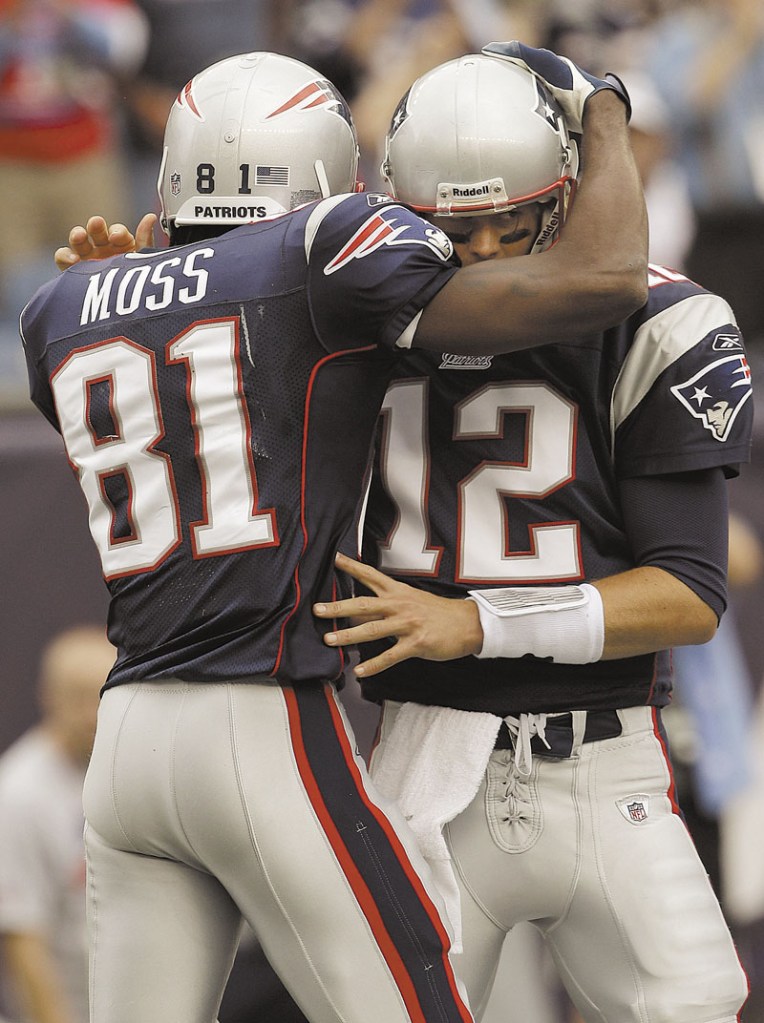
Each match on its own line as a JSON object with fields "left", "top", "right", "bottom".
{"left": 381, "top": 54, "right": 578, "bottom": 252}
{"left": 158, "top": 52, "right": 359, "bottom": 238}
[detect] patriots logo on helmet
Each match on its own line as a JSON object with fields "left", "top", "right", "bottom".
{"left": 388, "top": 90, "right": 411, "bottom": 139}
{"left": 324, "top": 209, "right": 453, "bottom": 275}
{"left": 534, "top": 78, "right": 560, "bottom": 132}
{"left": 267, "top": 80, "right": 352, "bottom": 125}
{"left": 671, "top": 354, "right": 752, "bottom": 442}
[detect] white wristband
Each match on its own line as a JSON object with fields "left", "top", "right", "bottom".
{"left": 467, "top": 584, "right": 605, "bottom": 664}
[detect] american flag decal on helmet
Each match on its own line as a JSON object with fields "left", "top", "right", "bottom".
{"left": 256, "top": 165, "right": 289, "bottom": 186}
{"left": 671, "top": 353, "right": 752, "bottom": 442}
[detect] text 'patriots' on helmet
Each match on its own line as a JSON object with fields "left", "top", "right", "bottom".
{"left": 158, "top": 51, "right": 360, "bottom": 237}
{"left": 381, "top": 54, "right": 579, "bottom": 252}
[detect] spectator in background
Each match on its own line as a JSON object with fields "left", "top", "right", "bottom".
{"left": 0, "top": 626, "right": 115, "bottom": 1023}
{"left": 625, "top": 69, "right": 694, "bottom": 270}
{"left": 0, "top": 0, "right": 149, "bottom": 321}
{"left": 646, "top": 0, "right": 764, "bottom": 355}
{"left": 542, "top": 0, "right": 659, "bottom": 74}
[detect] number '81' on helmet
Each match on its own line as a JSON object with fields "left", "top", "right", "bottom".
{"left": 381, "top": 54, "right": 579, "bottom": 253}
{"left": 158, "top": 52, "right": 359, "bottom": 238}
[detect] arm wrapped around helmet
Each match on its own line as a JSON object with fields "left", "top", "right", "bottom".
{"left": 482, "top": 41, "right": 631, "bottom": 134}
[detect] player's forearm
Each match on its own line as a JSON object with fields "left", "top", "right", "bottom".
{"left": 471, "top": 566, "right": 717, "bottom": 664}
{"left": 555, "top": 90, "right": 649, "bottom": 311}
{"left": 593, "top": 566, "right": 718, "bottom": 659}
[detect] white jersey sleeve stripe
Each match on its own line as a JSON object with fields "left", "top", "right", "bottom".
{"left": 303, "top": 193, "right": 355, "bottom": 261}
{"left": 610, "top": 292, "right": 737, "bottom": 451}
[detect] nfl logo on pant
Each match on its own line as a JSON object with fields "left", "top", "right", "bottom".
{"left": 617, "top": 795, "right": 650, "bottom": 824}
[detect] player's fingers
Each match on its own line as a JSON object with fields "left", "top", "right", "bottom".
{"left": 313, "top": 594, "right": 387, "bottom": 619}
{"left": 54, "top": 246, "right": 79, "bottom": 271}
{"left": 334, "top": 551, "right": 395, "bottom": 595}
{"left": 323, "top": 624, "right": 406, "bottom": 676}
{"left": 107, "top": 224, "right": 134, "bottom": 250}
{"left": 84, "top": 216, "right": 110, "bottom": 246}
{"left": 67, "top": 225, "right": 94, "bottom": 258}
{"left": 135, "top": 212, "right": 157, "bottom": 250}
{"left": 353, "top": 643, "right": 407, "bottom": 677}
{"left": 323, "top": 615, "right": 399, "bottom": 647}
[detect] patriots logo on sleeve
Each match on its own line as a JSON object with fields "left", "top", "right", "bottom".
{"left": 671, "top": 354, "right": 752, "bottom": 442}
{"left": 323, "top": 209, "right": 453, "bottom": 275}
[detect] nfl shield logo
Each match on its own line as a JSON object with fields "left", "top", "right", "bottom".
{"left": 171, "top": 172, "right": 181, "bottom": 197}
{"left": 627, "top": 801, "right": 648, "bottom": 822}
{"left": 617, "top": 794, "right": 650, "bottom": 824}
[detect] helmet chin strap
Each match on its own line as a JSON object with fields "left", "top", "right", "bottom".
{"left": 314, "top": 159, "right": 331, "bottom": 198}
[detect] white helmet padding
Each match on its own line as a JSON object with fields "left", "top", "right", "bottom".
{"left": 381, "top": 54, "right": 579, "bottom": 252}
{"left": 158, "top": 52, "right": 359, "bottom": 236}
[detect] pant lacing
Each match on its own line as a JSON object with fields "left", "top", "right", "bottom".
{"left": 499, "top": 713, "right": 551, "bottom": 823}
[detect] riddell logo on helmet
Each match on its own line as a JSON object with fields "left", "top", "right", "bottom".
{"left": 452, "top": 185, "right": 491, "bottom": 197}
{"left": 535, "top": 209, "right": 559, "bottom": 248}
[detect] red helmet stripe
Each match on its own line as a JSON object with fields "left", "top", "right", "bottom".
{"left": 177, "top": 79, "right": 203, "bottom": 120}
{"left": 267, "top": 81, "right": 324, "bottom": 118}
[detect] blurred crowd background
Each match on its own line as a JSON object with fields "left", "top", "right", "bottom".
{"left": 2, "top": 0, "right": 764, "bottom": 1020}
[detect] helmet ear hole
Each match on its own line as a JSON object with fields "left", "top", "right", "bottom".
{"left": 383, "top": 54, "right": 579, "bottom": 248}
{"left": 158, "top": 52, "right": 359, "bottom": 235}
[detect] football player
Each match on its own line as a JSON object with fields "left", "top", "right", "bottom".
{"left": 314, "top": 50, "right": 752, "bottom": 1021}
{"left": 24, "top": 46, "right": 645, "bottom": 1023}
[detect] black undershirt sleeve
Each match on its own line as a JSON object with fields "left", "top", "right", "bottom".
{"left": 618, "top": 468, "right": 729, "bottom": 621}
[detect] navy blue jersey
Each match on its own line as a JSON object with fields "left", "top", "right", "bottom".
{"left": 358, "top": 265, "right": 753, "bottom": 714}
{"left": 21, "top": 193, "right": 458, "bottom": 689}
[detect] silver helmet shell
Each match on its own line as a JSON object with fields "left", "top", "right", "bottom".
{"left": 381, "top": 54, "right": 578, "bottom": 252}
{"left": 158, "top": 52, "right": 359, "bottom": 235}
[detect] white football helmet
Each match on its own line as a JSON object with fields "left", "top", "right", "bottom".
{"left": 381, "top": 54, "right": 579, "bottom": 252}
{"left": 158, "top": 52, "right": 359, "bottom": 237}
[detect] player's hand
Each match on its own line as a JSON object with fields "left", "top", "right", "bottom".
{"left": 313, "top": 552, "right": 484, "bottom": 677}
{"left": 54, "top": 213, "right": 157, "bottom": 271}
{"left": 482, "top": 41, "right": 631, "bottom": 133}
